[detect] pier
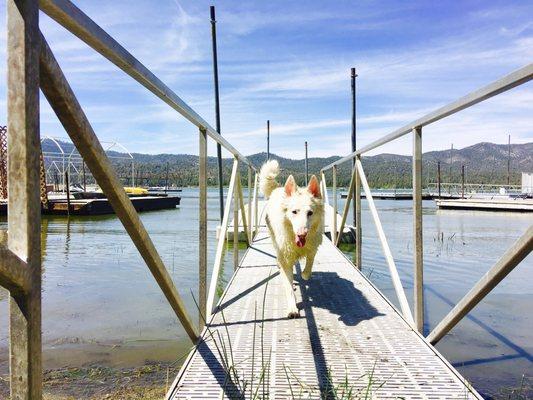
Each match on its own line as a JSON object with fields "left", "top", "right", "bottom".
{"left": 0, "top": 1, "right": 531, "bottom": 399}
{"left": 168, "top": 222, "right": 481, "bottom": 399}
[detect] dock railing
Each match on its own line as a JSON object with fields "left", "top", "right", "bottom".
{"left": 0, "top": 0, "right": 259, "bottom": 398}
{"left": 320, "top": 63, "right": 533, "bottom": 336}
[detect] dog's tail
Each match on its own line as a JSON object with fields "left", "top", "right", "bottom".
{"left": 259, "top": 159, "right": 279, "bottom": 198}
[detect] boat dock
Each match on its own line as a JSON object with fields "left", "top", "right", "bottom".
{"left": 0, "top": 194, "right": 180, "bottom": 216}
{"left": 341, "top": 191, "right": 460, "bottom": 200}
{"left": 1, "top": 2, "right": 531, "bottom": 398}
{"left": 435, "top": 197, "right": 533, "bottom": 212}
{"left": 167, "top": 224, "right": 481, "bottom": 399}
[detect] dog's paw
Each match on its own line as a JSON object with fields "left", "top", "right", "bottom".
{"left": 301, "top": 268, "right": 312, "bottom": 281}
{"left": 287, "top": 310, "right": 300, "bottom": 319}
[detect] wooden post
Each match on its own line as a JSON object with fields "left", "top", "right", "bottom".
{"left": 355, "top": 155, "right": 362, "bottom": 269}
{"left": 39, "top": 37, "right": 198, "bottom": 342}
{"left": 198, "top": 128, "right": 207, "bottom": 330}
{"left": 7, "top": 0, "right": 42, "bottom": 397}
{"left": 413, "top": 127, "right": 424, "bottom": 333}
{"left": 332, "top": 165, "right": 338, "bottom": 244}
{"left": 428, "top": 225, "right": 533, "bottom": 344}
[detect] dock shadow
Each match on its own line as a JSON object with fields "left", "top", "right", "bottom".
{"left": 295, "top": 263, "right": 382, "bottom": 398}
{"left": 296, "top": 269, "right": 383, "bottom": 326}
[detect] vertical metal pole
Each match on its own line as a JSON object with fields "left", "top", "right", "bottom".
{"left": 461, "top": 165, "right": 465, "bottom": 199}
{"left": 82, "top": 161, "right": 86, "bottom": 191}
{"left": 254, "top": 173, "right": 259, "bottom": 234}
{"left": 165, "top": 161, "right": 169, "bottom": 193}
{"left": 332, "top": 165, "right": 338, "bottom": 245}
{"left": 267, "top": 120, "right": 270, "bottom": 160}
{"left": 507, "top": 134, "right": 511, "bottom": 187}
{"left": 304, "top": 141, "right": 309, "bottom": 186}
{"left": 7, "top": 0, "right": 42, "bottom": 396}
{"left": 247, "top": 165, "right": 252, "bottom": 241}
{"left": 65, "top": 170, "right": 71, "bottom": 216}
{"left": 413, "top": 127, "right": 423, "bottom": 333}
{"left": 210, "top": 6, "right": 224, "bottom": 222}
{"left": 351, "top": 67, "right": 357, "bottom": 226}
{"left": 355, "top": 155, "right": 362, "bottom": 269}
{"left": 449, "top": 143, "right": 453, "bottom": 183}
{"left": 131, "top": 161, "right": 135, "bottom": 187}
{"left": 233, "top": 174, "right": 239, "bottom": 269}
{"left": 198, "top": 128, "right": 207, "bottom": 330}
{"left": 437, "top": 161, "right": 441, "bottom": 199}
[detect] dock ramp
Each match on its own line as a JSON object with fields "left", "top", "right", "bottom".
{"left": 167, "top": 227, "right": 481, "bottom": 399}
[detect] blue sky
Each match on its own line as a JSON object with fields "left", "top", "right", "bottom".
{"left": 0, "top": 0, "right": 532, "bottom": 159}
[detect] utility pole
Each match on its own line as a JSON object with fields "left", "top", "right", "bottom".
{"left": 351, "top": 67, "right": 357, "bottom": 226}
{"left": 267, "top": 120, "right": 270, "bottom": 161}
{"left": 507, "top": 134, "right": 511, "bottom": 186}
{"left": 304, "top": 141, "right": 309, "bottom": 185}
{"left": 210, "top": 6, "right": 224, "bottom": 221}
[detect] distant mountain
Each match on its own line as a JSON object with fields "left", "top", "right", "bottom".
{"left": 41, "top": 139, "right": 532, "bottom": 188}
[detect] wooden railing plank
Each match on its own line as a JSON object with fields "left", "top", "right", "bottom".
{"left": 7, "top": 0, "right": 43, "bottom": 397}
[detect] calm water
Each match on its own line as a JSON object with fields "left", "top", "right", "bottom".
{"left": 0, "top": 188, "right": 531, "bottom": 398}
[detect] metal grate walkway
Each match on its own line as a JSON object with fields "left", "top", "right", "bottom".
{"left": 167, "top": 227, "right": 481, "bottom": 399}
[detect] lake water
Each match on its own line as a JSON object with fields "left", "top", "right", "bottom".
{"left": 0, "top": 187, "right": 531, "bottom": 398}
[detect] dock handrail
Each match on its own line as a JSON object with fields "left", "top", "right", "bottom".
{"left": 320, "top": 64, "right": 533, "bottom": 338}
{"left": 0, "top": 1, "right": 259, "bottom": 398}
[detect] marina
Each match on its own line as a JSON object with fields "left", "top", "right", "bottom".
{"left": 0, "top": 1, "right": 531, "bottom": 399}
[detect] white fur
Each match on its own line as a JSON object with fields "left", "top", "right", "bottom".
{"left": 259, "top": 161, "right": 324, "bottom": 318}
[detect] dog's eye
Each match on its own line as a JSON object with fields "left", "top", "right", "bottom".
{"left": 292, "top": 210, "right": 299, "bottom": 214}
{"left": 307, "top": 211, "right": 313, "bottom": 216}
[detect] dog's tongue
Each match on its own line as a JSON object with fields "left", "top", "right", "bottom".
{"left": 295, "top": 236, "right": 306, "bottom": 248}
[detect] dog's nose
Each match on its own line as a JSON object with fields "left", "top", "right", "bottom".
{"left": 297, "top": 228, "right": 308, "bottom": 237}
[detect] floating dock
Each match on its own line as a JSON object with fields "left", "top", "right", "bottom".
{"left": 0, "top": 194, "right": 180, "bottom": 216}
{"left": 436, "top": 197, "right": 533, "bottom": 212}
{"left": 340, "top": 191, "right": 460, "bottom": 200}
{"left": 167, "top": 226, "right": 480, "bottom": 399}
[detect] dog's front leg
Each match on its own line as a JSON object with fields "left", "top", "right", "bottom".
{"left": 279, "top": 263, "right": 299, "bottom": 318}
{"left": 301, "top": 250, "right": 317, "bottom": 281}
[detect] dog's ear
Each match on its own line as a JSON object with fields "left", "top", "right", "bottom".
{"left": 307, "top": 175, "right": 321, "bottom": 198}
{"left": 284, "top": 175, "right": 297, "bottom": 196}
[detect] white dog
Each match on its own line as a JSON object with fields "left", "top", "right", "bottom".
{"left": 259, "top": 160, "right": 324, "bottom": 318}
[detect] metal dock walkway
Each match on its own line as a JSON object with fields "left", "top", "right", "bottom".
{"left": 167, "top": 226, "right": 481, "bottom": 399}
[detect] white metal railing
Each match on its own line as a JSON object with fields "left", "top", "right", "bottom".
{"left": 320, "top": 63, "right": 533, "bottom": 336}
{"left": 0, "top": 1, "right": 259, "bottom": 398}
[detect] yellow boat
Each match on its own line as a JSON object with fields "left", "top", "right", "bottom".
{"left": 124, "top": 187, "right": 148, "bottom": 195}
